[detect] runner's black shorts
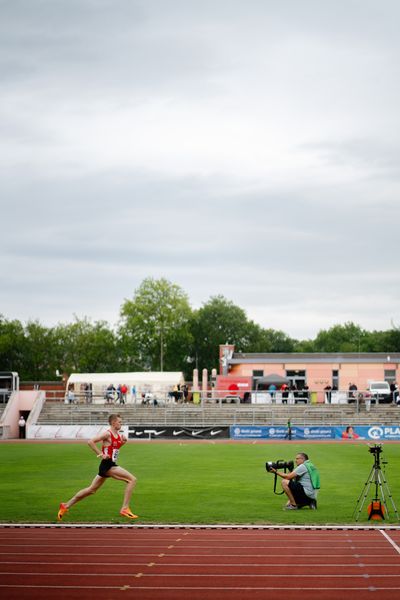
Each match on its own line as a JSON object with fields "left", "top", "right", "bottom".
{"left": 98, "top": 458, "right": 116, "bottom": 478}
{"left": 288, "top": 479, "right": 314, "bottom": 506}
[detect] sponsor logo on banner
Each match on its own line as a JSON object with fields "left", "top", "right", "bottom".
{"left": 230, "top": 426, "right": 334, "bottom": 440}
{"left": 129, "top": 426, "right": 230, "bottom": 439}
{"left": 300, "top": 427, "right": 335, "bottom": 440}
{"left": 231, "top": 426, "right": 268, "bottom": 439}
{"left": 368, "top": 426, "right": 384, "bottom": 440}
{"left": 335, "top": 425, "right": 400, "bottom": 440}
{"left": 366, "top": 425, "right": 400, "bottom": 440}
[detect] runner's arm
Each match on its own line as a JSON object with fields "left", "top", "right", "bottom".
{"left": 87, "top": 431, "right": 110, "bottom": 458}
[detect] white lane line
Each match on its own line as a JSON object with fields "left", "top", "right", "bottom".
{"left": 0, "top": 543, "right": 391, "bottom": 549}
{"left": 1, "top": 572, "right": 400, "bottom": 578}
{"left": 0, "top": 552, "right": 164, "bottom": 557}
{"left": 0, "top": 561, "right": 395, "bottom": 567}
{"left": 0, "top": 561, "right": 147, "bottom": 566}
{"left": 1, "top": 585, "right": 400, "bottom": 591}
{"left": 0, "top": 551, "right": 396, "bottom": 557}
{"left": 1, "top": 523, "right": 400, "bottom": 530}
{"left": 380, "top": 529, "right": 400, "bottom": 555}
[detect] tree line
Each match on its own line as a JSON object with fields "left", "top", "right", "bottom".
{"left": 1, "top": 277, "right": 399, "bottom": 381}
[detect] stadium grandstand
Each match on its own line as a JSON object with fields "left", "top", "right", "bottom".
{"left": 1, "top": 363, "right": 399, "bottom": 441}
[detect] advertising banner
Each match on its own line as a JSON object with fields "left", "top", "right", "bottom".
{"left": 335, "top": 425, "right": 400, "bottom": 441}
{"left": 128, "top": 426, "right": 230, "bottom": 440}
{"left": 230, "top": 426, "right": 270, "bottom": 439}
{"left": 230, "top": 424, "right": 400, "bottom": 441}
{"left": 295, "top": 427, "right": 335, "bottom": 440}
{"left": 230, "top": 426, "right": 335, "bottom": 440}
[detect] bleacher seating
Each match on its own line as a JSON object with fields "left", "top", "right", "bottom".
{"left": 36, "top": 402, "right": 399, "bottom": 428}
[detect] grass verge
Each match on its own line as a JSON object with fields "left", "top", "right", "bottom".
{"left": 2, "top": 441, "right": 400, "bottom": 525}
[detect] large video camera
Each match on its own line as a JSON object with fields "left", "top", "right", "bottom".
{"left": 368, "top": 443, "right": 382, "bottom": 456}
{"left": 368, "top": 443, "right": 385, "bottom": 469}
{"left": 266, "top": 459, "right": 294, "bottom": 473}
{"left": 266, "top": 459, "right": 294, "bottom": 495}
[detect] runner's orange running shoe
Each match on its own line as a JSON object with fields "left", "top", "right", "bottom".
{"left": 57, "top": 503, "right": 69, "bottom": 521}
{"left": 120, "top": 508, "right": 139, "bottom": 519}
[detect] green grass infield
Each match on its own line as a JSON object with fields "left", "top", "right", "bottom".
{"left": 2, "top": 440, "right": 400, "bottom": 525}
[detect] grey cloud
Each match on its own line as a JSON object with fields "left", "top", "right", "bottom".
{"left": 301, "top": 138, "right": 400, "bottom": 179}
{"left": 1, "top": 1, "right": 400, "bottom": 337}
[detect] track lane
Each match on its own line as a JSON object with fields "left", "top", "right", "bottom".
{"left": 1, "top": 526, "right": 399, "bottom": 600}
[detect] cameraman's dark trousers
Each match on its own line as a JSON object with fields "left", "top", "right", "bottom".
{"left": 289, "top": 480, "right": 316, "bottom": 508}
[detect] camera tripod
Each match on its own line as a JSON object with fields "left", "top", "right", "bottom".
{"left": 353, "top": 445, "right": 399, "bottom": 522}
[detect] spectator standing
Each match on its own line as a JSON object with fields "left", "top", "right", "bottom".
{"left": 348, "top": 383, "right": 358, "bottom": 401}
{"left": 390, "top": 383, "right": 398, "bottom": 404}
{"left": 106, "top": 384, "right": 116, "bottom": 404}
{"left": 303, "top": 384, "right": 310, "bottom": 404}
{"left": 394, "top": 384, "right": 399, "bottom": 405}
{"left": 67, "top": 387, "right": 75, "bottom": 404}
{"left": 183, "top": 385, "right": 189, "bottom": 403}
{"left": 268, "top": 384, "right": 276, "bottom": 402}
{"left": 290, "top": 382, "right": 298, "bottom": 403}
{"left": 83, "top": 383, "right": 92, "bottom": 404}
{"left": 18, "top": 415, "right": 26, "bottom": 439}
{"left": 285, "top": 419, "right": 292, "bottom": 440}
{"left": 281, "top": 384, "right": 289, "bottom": 404}
{"left": 324, "top": 385, "right": 332, "bottom": 404}
{"left": 120, "top": 384, "right": 128, "bottom": 404}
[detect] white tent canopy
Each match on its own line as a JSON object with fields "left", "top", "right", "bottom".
{"left": 66, "top": 372, "right": 185, "bottom": 403}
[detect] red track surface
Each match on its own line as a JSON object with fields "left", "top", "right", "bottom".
{"left": 1, "top": 526, "right": 400, "bottom": 600}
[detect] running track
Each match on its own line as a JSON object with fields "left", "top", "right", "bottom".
{"left": 1, "top": 525, "right": 400, "bottom": 600}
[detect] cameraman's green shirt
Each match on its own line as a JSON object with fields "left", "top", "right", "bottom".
{"left": 294, "top": 463, "right": 318, "bottom": 500}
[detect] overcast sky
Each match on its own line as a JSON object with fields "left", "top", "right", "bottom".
{"left": 1, "top": 0, "right": 399, "bottom": 340}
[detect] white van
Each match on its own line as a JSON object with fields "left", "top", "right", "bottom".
{"left": 367, "top": 381, "right": 392, "bottom": 404}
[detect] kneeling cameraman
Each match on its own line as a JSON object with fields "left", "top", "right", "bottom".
{"left": 268, "top": 452, "right": 319, "bottom": 510}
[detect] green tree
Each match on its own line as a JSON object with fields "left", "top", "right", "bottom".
{"left": 384, "top": 323, "right": 400, "bottom": 351}
{"left": 0, "top": 317, "right": 61, "bottom": 380}
{"left": 53, "top": 318, "right": 121, "bottom": 374}
{"left": 244, "top": 324, "right": 296, "bottom": 353}
{"left": 0, "top": 316, "right": 27, "bottom": 376}
{"left": 312, "top": 322, "right": 366, "bottom": 352}
{"left": 119, "top": 278, "right": 193, "bottom": 371}
{"left": 23, "top": 321, "right": 58, "bottom": 380}
{"left": 362, "top": 325, "right": 400, "bottom": 352}
{"left": 190, "top": 296, "right": 252, "bottom": 372}
{"left": 190, "top": 297, "right": 297, "bottom": 372}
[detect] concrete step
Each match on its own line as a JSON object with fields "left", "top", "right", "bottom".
{"left": 36, "top": 401, "right": 399, "bottom": 427}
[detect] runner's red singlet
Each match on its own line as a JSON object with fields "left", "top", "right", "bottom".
{"left": 102, "top": 430, "right": 123, "bottom": 462}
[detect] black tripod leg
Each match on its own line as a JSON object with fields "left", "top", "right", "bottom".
{"left": 353, "top": 466, "right": 375, "bottom": 521}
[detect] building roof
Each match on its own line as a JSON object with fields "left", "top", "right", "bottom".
{"left": 229, "top": 352, "right": 400, "bottom": 365}
{"left": 255, "top": 374, "right": 290, "bottom": 387}
{"left": 67, "top": 372, "right": 185, "bottom": 387}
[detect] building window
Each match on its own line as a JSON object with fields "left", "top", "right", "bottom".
{"left": 384, "top": 370, "right": 396, "bottom": 385}
{"left": 332, "top": 370, "right": 339, "bottom": 389}
{"left": 252, "top": 370, "right": 264, "bottom": 390}
{"left": 286, "top": 370, "right": 306, "bottom": 389}
{"left": 252, "top": 370, "right": 264, "bottom": 378}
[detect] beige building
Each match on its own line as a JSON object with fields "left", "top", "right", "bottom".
{"left": 219, "top": 345, "right": 399, "bottom": 402}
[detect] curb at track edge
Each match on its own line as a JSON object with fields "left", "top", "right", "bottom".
{"left": 1, "top": 523, "right": 400, "bottom": 530}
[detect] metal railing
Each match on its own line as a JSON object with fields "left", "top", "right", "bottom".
{"left": 42, "top": 386, "right": 397, "bottom": 407}
{"left": 37, "top": 398, "right": 399, "bottom": 428}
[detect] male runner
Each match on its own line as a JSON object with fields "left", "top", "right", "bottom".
{"left": 57, "top": 413, "right": 138, "bottom": 520}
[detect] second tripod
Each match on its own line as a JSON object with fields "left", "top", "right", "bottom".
{"left": 353, "top": 443, "right": 399, "bottom": 522}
